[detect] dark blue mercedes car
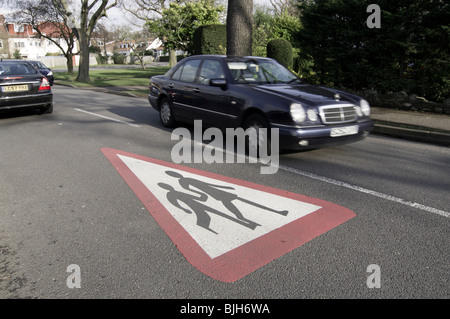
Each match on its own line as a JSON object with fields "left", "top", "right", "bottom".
{"left": 148, "top": 55, "right": 373, "bottom": 151}
{"left": 27, "top": 60, "right": 54, "bottom": 86}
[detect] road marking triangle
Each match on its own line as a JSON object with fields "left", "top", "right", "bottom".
{"left": 102, "top": 148, "right": 356, "bottom": 282}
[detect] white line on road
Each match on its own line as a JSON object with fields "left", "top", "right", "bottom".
{"left": 278, "top": 165, "right": 450, "bottom": 218}
{"left": 191, "top": 139, "right": 450, "bottom": 218}
{"left": 74, "top": 108, "right": 141, "bottom": 127}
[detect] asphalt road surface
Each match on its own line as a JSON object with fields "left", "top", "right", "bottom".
{"left": 1, "top": 86, "right": 448, "bottom": 302}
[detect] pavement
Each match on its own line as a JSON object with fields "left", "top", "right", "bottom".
{"left": 370, "top": 107, "right": 450, "bottom": 146}
{"left": 55, "top": 82, "right": 450, "bottom": 147}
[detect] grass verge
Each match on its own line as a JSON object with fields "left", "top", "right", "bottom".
{"left": 56, "top": 66, "right": 171, "bottom": 90}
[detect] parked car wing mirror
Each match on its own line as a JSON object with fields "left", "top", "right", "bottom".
{"left": 210, "top": 78, "right": 227, "bottom": 89}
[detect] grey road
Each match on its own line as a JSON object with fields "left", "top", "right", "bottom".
{"left": 1, "top": 86, "right": 448, "bottom": 302}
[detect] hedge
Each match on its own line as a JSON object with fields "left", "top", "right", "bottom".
{"left": 192, "top": 24, "right": 227, "bottom": 55}
{"left": 267, "top": 38, "right": 293, "bottom": 69}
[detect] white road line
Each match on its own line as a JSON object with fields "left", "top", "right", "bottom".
{"left": 278, "top": 164, "right": 450, "bottom": 218}
{"left": 192, "top": 139, "right": 450, "bottom": 218}
{"left": 74, "top": 108, "right": 141, "bottom": 127}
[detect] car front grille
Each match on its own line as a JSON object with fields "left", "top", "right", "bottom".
{"left": 319, "top": 104, "right": 357, "bottom": 124}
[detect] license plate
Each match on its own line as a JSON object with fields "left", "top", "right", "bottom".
{"left": 2, "top": 85, "right": 29, "bottom": 92}
{"left": 330, "top": 125, "right": 359, "bottom": 137}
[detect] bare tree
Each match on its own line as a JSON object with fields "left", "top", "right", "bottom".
{"left": 14, "top": 0, "right": 78, "bottom": 74}
{"left": 118, "top": 0, "right": 168, "bottom": 21}
{"left": 118, "top": 27, "right": 154, "bottom": 70}
{"left": 93, "top": 22, "right": 114, "bottom": 57}
{"left": 270, "top": 0, "right": 299, "bottom": 16}
{"left": 227, "top": 0, "right": 253, "bottom": 56}
{"left": 53, "top": 0, "right": 118, "bottom": 82}
{"left": 118, "top": 0, "right": 176, "bottom": 65}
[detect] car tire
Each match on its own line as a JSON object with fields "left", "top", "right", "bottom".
{"left": 159, "top": 98, "right": 176, "bottom": 128}
{"left": 243, "top": 113, "right": 271, "bottom": 157}
{"left": 40, "top": 104, "right": 53, "bottom": 114}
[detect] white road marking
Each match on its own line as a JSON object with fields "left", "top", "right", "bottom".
{"left": 118, "top": 154, "right": 322, "bottom": 259}
{"left": 74, "top": 108, "right": 141, "bottom": 127}
{"left": 191, "top": 138, "right": 449, "bottom": 218}
{"left": 278, "top": 165, "right": 450, "bottom": 218}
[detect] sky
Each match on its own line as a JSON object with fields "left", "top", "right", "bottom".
{"left": 103, "top": 0, "right": 273, "bottom": 28}
{"left": 1, "top": 0, "right": 274, "bottom": 28}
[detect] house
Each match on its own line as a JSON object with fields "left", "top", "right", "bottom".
{"left": 107, "top": 38, "right": 160, "bottom": 57}
{"left": 112, "top": 37, "right": 186, "bottom": 61}
{"left": 0, "top": 14, "right": 79, "bottom": 59}
{"left": 0, "top": 15, "right": 9, "bottom": 57}
{"left": 102, "top": 38, "right": 164, "bottom": 58}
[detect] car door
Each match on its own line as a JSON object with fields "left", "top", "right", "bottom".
{"left": 193, "top": 59, "right": 236, "bottom": 128}
{"left": 167, "top": 58, "right": 202, "bottom": 121}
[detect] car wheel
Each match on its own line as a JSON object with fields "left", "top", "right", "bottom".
{"left": 159, "top": 98, "right": 176, "bottom": 128}
{"left": 244, "top": 113, "right": 271, "bottom": 157}
{"left": 40, "top": 104, "right": 53, "bottom": 114}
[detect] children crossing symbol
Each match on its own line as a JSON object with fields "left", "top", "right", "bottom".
{"left": 102, "top": 148, "right": 356, "bottom": 282}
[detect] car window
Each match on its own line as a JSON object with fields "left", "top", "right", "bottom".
{"left": 226, "top": 59, "right": 299, "bottom": 84}
{"left": 171, "top": 65, "right": 183, "bottom": 81}
{"left": 172, "top": 59, "right": 201, "bottom": 83}
{"left": 0, "top": 63, "right": 38, "bottom": 76}
{"left": 30, "top": 61, "right": 45, "bottom": 68}
{"left": 198, "top": 60, "right": 225, "bottom": 85}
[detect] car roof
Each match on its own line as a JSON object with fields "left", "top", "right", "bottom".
{"left": 0, "top": 60, "right": 49, "bottom": 69}
{"left": 0, "top": 59, "right": 42, "bottom": 64}
{"left": 1, "top": 59, "right": 27, "bottom": 62}
{"left": 0, "top": 60, "right": 33, "bottom": 65}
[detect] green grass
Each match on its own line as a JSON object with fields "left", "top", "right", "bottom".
{"left": 56, "top": 66, "right": 170, "bottom": 88}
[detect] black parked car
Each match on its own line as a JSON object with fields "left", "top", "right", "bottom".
{"left": 26, "top": 60, "right": 54, "bottom": 86}
{"left": 148, "top": 55, "right": 373, "bottom": 151}
{"left": 0, "top": 60, "right": 53, "bottom": 114}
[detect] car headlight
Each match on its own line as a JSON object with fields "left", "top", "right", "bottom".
{"left": 46, "top": 71, "right": 53, "bottom": 76}
{"left": 306, "top": 109, "right": 318, "bottom": 122}
{"left": 360, "top": 99, "right": 370, "bottom": 116}
{"left": 290, "top": 103, "right": 306, "bottom": 123}
{"left": 354, "top": 106, "right": 363, "bottom": 117}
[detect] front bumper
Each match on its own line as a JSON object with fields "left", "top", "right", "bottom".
{"left": 148, "top": 94, "right": 158, "bottom": 110}
{"left": 273, "top": 120, "right": 374, "bottom": 150}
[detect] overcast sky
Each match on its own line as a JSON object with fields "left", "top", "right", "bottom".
{"left": 2, "top": 0, "right": 274, "bottom": 28}
{"left": 102, "top": 0, "right": 273, "bottom": 28}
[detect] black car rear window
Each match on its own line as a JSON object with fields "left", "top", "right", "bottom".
{"left": 0, "top": 62, "right": 39, "bottom": 76}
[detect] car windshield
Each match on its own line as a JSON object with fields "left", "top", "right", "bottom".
{"left": 226, "top": 58, "right": 301, "bottom": 85}
{"left": 0, "top": 62, "right": 39, "bottom": 76}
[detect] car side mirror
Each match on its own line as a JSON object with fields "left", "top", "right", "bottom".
{"left": 210, "top": 78, "right": 227, "bottom": 89}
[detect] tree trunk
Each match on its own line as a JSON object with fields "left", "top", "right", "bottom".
{"left": 169, "top": 49, "right": 177, "bottom": 67}
{"left": 226, "top": 0, "right": 253, "bottom": 56}
{"left": 76, "top": 31, "right": 90, "bottom": 82}
{"left": 66, "top": 53, "right": 74, "bottom": 74}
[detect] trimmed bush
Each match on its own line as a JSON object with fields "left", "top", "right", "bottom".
{"left": 158, "top": 55, "right": 186, "bottom": 63}
{"left": 267, "top": 38, "right": 293, "bottom": 69}
{"left": 112, "top": 53, "right": 126, "bottom": 64}
{"left": 192, "top": 24, "right": 227, "bottom": 55}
